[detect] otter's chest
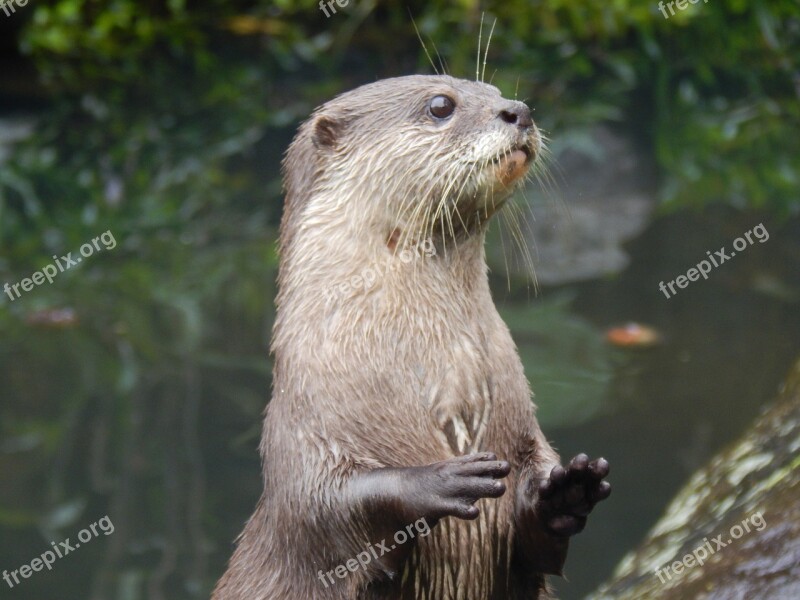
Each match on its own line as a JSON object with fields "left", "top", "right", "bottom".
{"left": 367, "top": 495, "right": 517, "bottom": 600}
{"left": 410, "top": 336, "right": 497, "bottom": 456}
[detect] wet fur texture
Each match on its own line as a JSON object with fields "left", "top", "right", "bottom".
{"left": 212, "top": 75, "right": 609, "bottom": 600}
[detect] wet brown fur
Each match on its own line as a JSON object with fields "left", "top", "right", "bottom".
{"left": 212, "top": 75, "right": 574, "bottom": 600}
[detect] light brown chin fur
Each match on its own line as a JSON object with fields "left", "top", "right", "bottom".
{"left": 495, "top": 149, "right": 531, "bottom": 188}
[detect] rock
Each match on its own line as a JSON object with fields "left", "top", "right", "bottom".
{"left": 589, "top": 358, "right": 800, "bottom": 599}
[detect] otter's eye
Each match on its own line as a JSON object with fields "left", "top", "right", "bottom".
{"left": 429, "top": 95, "right": 456, "bottom": 120}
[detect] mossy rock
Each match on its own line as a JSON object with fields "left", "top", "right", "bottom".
{"left": 589, "top": 359, "right": 800, "bottom": 599}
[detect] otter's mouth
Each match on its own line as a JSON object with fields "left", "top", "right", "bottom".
{"left": 491, "top": 144, "right": 534, "bottom": 188}
{"left": 491, "top": 144, "right": 533, "bottom": 165}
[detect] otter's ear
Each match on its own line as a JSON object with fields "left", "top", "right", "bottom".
{"left": 312, "top": 115, "right": 345, "bottom": 149}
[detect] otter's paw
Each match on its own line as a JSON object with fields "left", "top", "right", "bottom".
{"left": 536, "top": 454, "right": 610, "bottom": 536}
{"left": 416, "top": 452, "right": 511, "bottom": 521}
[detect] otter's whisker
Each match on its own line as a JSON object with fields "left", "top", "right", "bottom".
{"left": 409, "top": 10, "right": 439, "bottom": 75}
{"left": 505, "top": 199, "right": 539, "bottom": 294}
{"left": 430, "top": 166, "right": 465, "bottom": 242}
{"left": 496, "top": 204, "right": 512, "bottom": 291}
{"left": 482, "top": 17, "right": 497, "bottom": 83}
{"left": 476, "top": 13, "right": 485, "bottom": 82}
{"left": 431, "top": 38, "right": 449, "bottom": 76}
{"left": 449, "top": 160, "right": 482, "bottom": 235}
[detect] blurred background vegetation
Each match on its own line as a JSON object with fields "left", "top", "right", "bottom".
{"left": 0, "top": 1, "right": 798, "bottom": 599}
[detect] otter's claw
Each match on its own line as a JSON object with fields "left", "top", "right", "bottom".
{"left": 536, "top": 453, "right": 610, "bottom": 536}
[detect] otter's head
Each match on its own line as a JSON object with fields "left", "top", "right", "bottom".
{"left": 281, "top": 75, "right": 541, "bottom": 254}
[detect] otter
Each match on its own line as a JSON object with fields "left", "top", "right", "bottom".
{"left": 212, "top": 74, "right": 610, "bottom": 600}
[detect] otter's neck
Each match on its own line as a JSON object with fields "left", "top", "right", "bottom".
{"left": 273, "top": 206, "right": 493, "bottom": 354}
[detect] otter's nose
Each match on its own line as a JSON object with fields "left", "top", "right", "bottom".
{"left": 498, "top": 103, "right": 533, "bottom": 130}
